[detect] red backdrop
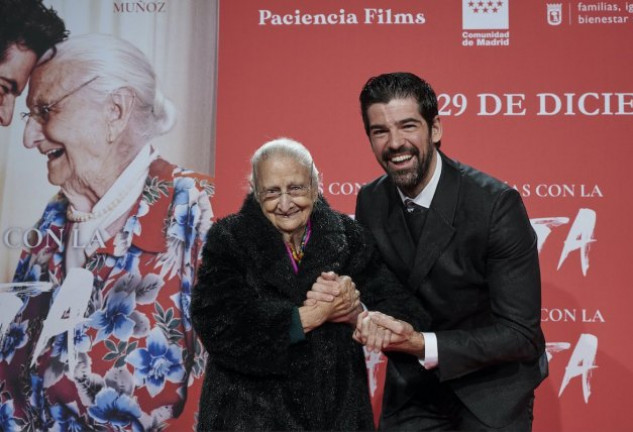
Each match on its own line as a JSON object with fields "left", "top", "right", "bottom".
{"left": 214, "top": 1, "right": 633, "bottom": 431}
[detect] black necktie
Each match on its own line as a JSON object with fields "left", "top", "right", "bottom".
{"left": 403, "top": 199, "right": 428, "bottom": 242}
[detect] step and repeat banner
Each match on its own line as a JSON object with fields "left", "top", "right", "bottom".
{"left": 0, "top": 0, "right": 631, "bottom": 431}
{"left": 214, "top": 1, "right": 632, "bottom": 432}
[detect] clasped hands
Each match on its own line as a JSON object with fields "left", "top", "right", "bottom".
{"left": 303, "top": 272, "right": 424, "bottom": 356}
{"left": 303, "top": 271, "right": 362, "bottom": 325}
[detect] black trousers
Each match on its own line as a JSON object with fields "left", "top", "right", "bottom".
{"left": 379, "top": 381, "right": 534, "bottom": 432}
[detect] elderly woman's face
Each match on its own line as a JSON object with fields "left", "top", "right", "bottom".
{"left": 256, "top": 155, "right": 316, "bottom": 242}
{"left": 22, "top": 62, "right": 111, "bottom": 192}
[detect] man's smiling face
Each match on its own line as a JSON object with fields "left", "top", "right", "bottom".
{"left": 0, "top": 44, "right": 38, "bottom": 126}
{"left": 366, "top": 97, "right": 442, "bottom": 197}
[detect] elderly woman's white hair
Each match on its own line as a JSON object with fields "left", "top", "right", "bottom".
{"left": 40, "top": 33, "right": 175, "bottom": 141}
{"left": 250, "top": 137, "right": 320, "bottom": 201}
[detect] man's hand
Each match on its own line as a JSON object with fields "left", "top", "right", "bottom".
{"left": 352, "top": 310, "right": 392, "bottom": 352}
{"left": 353, "top": 311, "right": 425, "bottom": 357}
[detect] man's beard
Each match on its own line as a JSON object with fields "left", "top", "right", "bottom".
{"left": 382, "top": 143, "right": 433, "bottom": 192}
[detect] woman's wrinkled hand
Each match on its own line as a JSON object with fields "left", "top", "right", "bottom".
{"left": 304, "top": 271, "right": 362, "bottom": 324}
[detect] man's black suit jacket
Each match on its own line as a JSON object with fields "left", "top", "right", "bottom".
{"left": 355, "top": 150, "right": 548, "bottom": 428}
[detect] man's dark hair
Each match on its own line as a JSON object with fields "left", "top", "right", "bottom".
{"left": 0, "top": 0, "right": 68, "bottom": 62}
{"left": 359, "top": 72, "right": 439, "bottom": 144}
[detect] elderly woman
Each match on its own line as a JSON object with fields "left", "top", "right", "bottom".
{"left": 191, "top": 138, "right": 429, "bottom": 431}
{"left": 2, "top": 34, "right": 213, "bottom": 431}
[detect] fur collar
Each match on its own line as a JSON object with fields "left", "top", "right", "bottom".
{"left": 232, "top": 194, "right": 353, "bottom": 303}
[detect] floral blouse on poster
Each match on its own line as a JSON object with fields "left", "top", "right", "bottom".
{"left": 0, "top": 158, "right": 214, "bottom": 432}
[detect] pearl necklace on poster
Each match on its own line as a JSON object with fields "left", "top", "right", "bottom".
{"left": 66, "top": 194, "right": 127, "bottom": 222}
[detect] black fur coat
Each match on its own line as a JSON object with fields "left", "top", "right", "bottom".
{"left": 191, "top": 195, "right": 428, "bottom": 431}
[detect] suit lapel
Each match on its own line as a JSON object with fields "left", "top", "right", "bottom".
{"left": 408, "top": 152, "right": 460, "bottom": 285}
{"left": 375, "top": 181, "right": 416, "bottom": 276}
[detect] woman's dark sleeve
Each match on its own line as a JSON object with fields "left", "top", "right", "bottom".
{"left": 191, "top": 220, "right": 298, "bottom": 378}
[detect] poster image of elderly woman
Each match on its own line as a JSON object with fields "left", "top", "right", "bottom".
{"left": 191, "top": 138, "right": 430, "bottom": 431}
{"left": 1, "top": 33, "right": 214, "bottom": 431}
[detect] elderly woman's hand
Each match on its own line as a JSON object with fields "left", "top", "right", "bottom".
{"left": 298, "top": 299, "right": 336, "bottom": 333}
{"left": 304, "top": 271, "right": 362, "bottom": 325}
